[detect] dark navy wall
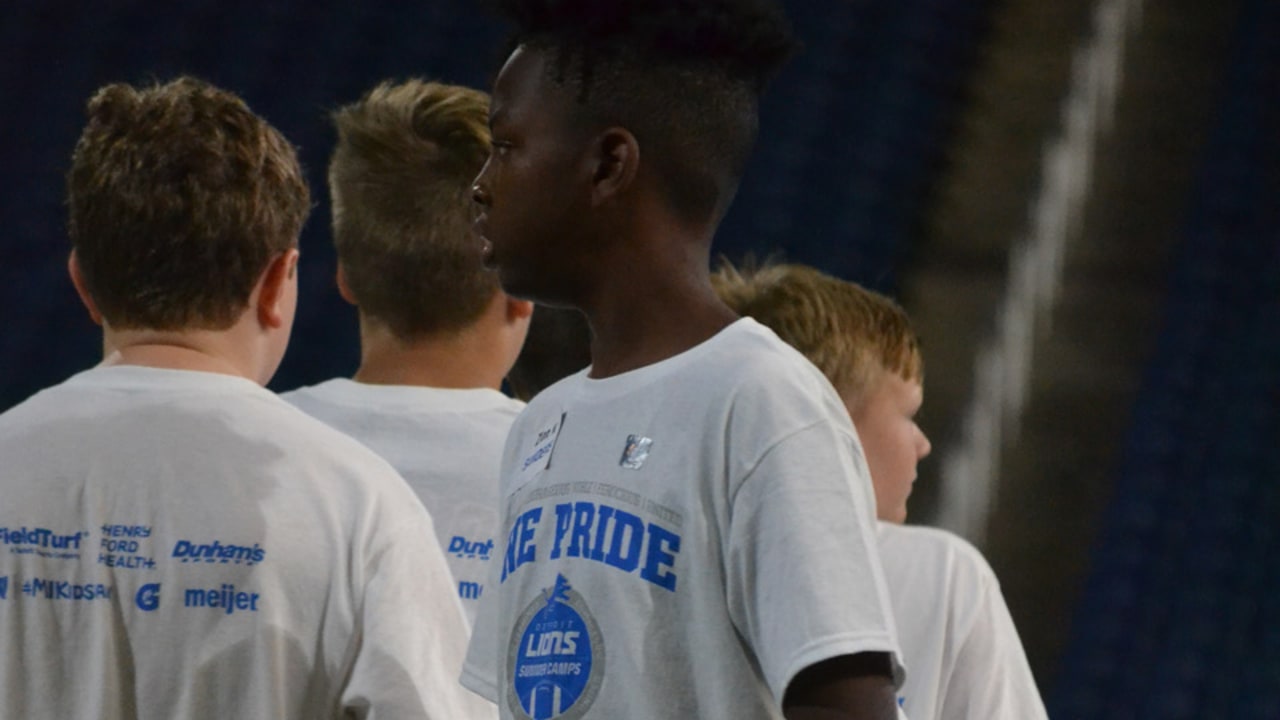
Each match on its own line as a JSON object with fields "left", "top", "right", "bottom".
{"left": 1, "top": 1, "right": 506, "bottom": 406}
{"left": 0, "top": 0, "right": 986, "bottom": 409}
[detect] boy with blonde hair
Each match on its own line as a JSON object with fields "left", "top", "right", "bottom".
{"left": 0, "top": 76, "right": 485, "bottom": 719}
{"left": 714, "top": 261, "right": 1048, "bottom": 720}
{"left": 284, "top": 79, "right": 530, "bottom": 624}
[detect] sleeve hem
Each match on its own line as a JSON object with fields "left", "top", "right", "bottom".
{"left": 774, "top": 632, "right": 906, "bottom": 705}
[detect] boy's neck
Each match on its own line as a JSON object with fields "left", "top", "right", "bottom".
{"left": 588, "top": 304, "right": 738, "bottom": 378}
{"left": 583, "top": 253, "right": 739, "bottom": 378}
{"left": 352, "top": 321, "right": 507, "bottom": 391}
{"left": 102, "top": 326, "right": 265, "bottom": 385}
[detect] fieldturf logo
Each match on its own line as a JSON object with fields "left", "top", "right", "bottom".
{"left": 0, "top": 576, "right": 7, "bottom": 600}
{"left": 0, "top": 526, "right": 84, "bottom": 550}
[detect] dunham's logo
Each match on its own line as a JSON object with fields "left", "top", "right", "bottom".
{"left": 0, "top": 527, "right": 85, "bottom": 550}
{"left": 172, "top": 539, "right": 266, "bottom": 566}
{"left": 448, "top": 535, "right": 494, "bottom": 561}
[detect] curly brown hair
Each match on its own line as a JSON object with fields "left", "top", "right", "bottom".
{"left": 67, "top": 76, "right": 310, "bottom": 330}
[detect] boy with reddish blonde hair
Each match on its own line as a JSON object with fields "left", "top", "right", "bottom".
{"left": 714, "top": 260, "right": 1048, "bottom": 720}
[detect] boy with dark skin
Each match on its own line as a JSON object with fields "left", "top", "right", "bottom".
{"left": 464, "top": 2, "right": 904, "bottom": 718}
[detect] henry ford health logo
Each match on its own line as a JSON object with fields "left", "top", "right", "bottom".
{"left": 507, "top": 574, "right": 604, "bottom": 720}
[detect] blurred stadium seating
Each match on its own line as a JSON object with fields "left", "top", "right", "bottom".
{"left": 1051, "top": 0, "right": 1280, "bottom": 715}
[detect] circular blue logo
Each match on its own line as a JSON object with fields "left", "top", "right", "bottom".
{"left": 508, "top": 575, "right": 603, "bottom": 719}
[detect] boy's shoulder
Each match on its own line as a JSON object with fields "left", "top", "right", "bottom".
{"left": 1, "top": 366, "right": 411, "bottom": 496}
{"left": 278, "top": 377, "right": 351, "bottom": 406}
{"left": 707, "top": 318, "right": 851, "bottom": 421}
{"left": 877, "top": 522, "right": 999, "bottom": 586}
{"left": 703, "top": 317, "right": 821, "bottom": 373}
{"left": 642, "top": 317, "right": 841, "bottom": 404}
{"left": 525, "top": 318, "right": 844, "bottom": 421}
{"left": 282, "top": 377, "right": 525, "bottom": 418}
{"left": 234, "top": 387, "right": 420, "bottom": 495}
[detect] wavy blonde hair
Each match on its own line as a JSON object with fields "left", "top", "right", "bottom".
{"left": 329, "top": 79, "right": 495, "bottom": 339}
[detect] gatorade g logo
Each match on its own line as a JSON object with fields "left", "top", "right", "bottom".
{"left": 135, "top": 583, "right": 161, "bottom": 612}
{"left": 507, "top": 575, "right": 604, "bottom": 719}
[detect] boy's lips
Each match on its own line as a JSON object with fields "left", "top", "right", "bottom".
{"left": 476, "top": 231, "right": 496, "bottom": 268}
{"left": 473, "top": 216, "right": 494, "bottom": 263}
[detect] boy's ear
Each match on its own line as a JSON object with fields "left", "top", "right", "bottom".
{"left": 589, "top": 127, "right": 640, "bottom": 207}
{"left": 257, "top": 249, "right": 300, "bottom": 329}
{"left": 67, "top": 250, "right": 103, "bottom": 326}
{"left": 335, "top": 262, "right": 358, "bottom": 306}
{"left": 506, "top": 296, "right": 535, "bottom": 322}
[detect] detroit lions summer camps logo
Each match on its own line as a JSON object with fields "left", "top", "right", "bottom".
{"left": 507, "top": 574, "right": 604, "bottom": 720}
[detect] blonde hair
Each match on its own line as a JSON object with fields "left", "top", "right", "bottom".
{"left": 328, "top": 79, "right": 495, "bottom": 340}
{"left": 712, "top": 261, "right": 922, "bottom": 411}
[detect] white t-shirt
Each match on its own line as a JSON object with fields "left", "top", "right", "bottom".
{"left": 0, "top": 366, "right": 495, "bottom": 720}
{"left": 463, "top": 318, "right": 903, "bottom": 719}
{"left": 283, "top": 378, "right": 524, "bottom": 624}
{"left": 877, "top": 522, "right": 1047, "bottom": 720}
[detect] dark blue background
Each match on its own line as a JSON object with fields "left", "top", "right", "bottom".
{"left": 0, "top": 0, "right": 980, "bottom": 405}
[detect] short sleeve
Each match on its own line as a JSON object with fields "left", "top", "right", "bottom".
{"left": 724, "top": 419, "right": 903, "bottom": 704}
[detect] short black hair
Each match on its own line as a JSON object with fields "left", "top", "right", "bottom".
{"left": 490, "top": 0, "right": 798, "bottom": 223}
